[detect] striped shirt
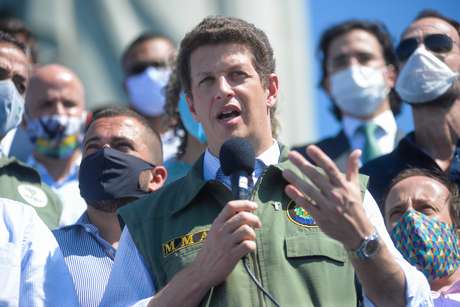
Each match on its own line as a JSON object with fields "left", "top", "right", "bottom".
{"left": 53, "top": 212, "right": 116, "bottom": 307}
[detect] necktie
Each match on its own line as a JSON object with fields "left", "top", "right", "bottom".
{"left": 449, "top": 140, "right": 460, "bottom": 184}
{"left": 360, "top": 122, "right": 382, "bottom": 163}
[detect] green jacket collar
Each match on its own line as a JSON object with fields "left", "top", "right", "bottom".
{"left": 170, "top": 144, "right": 291, "bottom": 215}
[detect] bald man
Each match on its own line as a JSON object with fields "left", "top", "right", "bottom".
{"left": 23, "top": 64, "right": 87, "bottom": 226}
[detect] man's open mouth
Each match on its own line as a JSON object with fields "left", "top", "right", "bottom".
{"left": 217, "top": 109, "right": 241, "bottom": 120}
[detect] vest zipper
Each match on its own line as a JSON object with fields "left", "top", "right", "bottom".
{"left": 249, "top": 168, "right": 270, "bottom": 307}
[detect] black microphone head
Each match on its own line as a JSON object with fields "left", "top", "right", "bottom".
{"left": 219, "top": 137, "right": 256, "bottom": 176}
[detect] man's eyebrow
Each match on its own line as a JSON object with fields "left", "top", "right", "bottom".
{"left": 83, "top": 135, "right": 100, "bottom": 146}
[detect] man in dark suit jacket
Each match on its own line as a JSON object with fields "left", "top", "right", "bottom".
{"left": 361, "top": 10, "right": 460, "bottom": 208}
{"left": 294, "top": 19, "right": 405, "bottom": 171}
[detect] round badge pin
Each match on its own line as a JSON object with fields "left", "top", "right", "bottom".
{"left": 17, "top": 184, "right": 48, "bottom": 208}
{"left": 286, "top": 200, "right": 317, "bottom": 227}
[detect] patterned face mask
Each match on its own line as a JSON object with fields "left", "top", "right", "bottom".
{"left": 390, "top": 210, "right": 460, "bottom": 281}
{"left": 26, "top": 114, "right": 86, "bottom": 159}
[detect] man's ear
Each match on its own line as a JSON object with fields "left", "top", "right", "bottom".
{"left": 266, "top": 73, "right": 279, "bottom": 108}
{"left": 147, "top": 166, "right": 168, "bottom": 192}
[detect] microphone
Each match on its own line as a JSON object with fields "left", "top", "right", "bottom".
{"left": 219, "top": 138, "right": 281, "bottom": 307}
{"left": 219, "top": 137, "right": 256, "bottom": 200}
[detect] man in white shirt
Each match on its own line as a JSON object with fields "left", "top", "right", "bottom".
{"left": 101, "top": 16, "right": 431, "bottom": 307}
{"left": 294, "top": 19, "right": 404, "bottom": 170}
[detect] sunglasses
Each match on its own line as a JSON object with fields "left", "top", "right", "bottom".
{"left": 396, "top": 33, "right": 454, "bottom": 62}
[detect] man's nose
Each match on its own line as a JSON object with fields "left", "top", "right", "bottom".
{"left": 52, "top": 101, "right": 66, "bottom": 115}
{"left": 214, "top": 76, "right": 235, "bottom": 100}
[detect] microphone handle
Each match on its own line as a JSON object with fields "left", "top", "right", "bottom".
{"left": 230, "top": 171, "right": 251, "bottom": 200}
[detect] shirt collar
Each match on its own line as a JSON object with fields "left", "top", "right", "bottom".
{"left": 342, "top": 110, "right": 397, "bottom": 139}
{"left": 203, "top": 140, "right": 280, "bottom": 181}
{"left": 60, "top": 211, "right": 98, "bottom": 234}
{"left": 27, "top": 153, "right": 81, "bottom": 188}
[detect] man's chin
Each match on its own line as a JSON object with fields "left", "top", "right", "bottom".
{"left": 86, "top": 197, "right": 137, "bottom": 213}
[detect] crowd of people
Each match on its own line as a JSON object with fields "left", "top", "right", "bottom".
{"left": 0, "top": 7, "right": 459, "bottom": 307}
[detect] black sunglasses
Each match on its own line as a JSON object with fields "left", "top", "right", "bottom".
{"left": 396, "top": 33, "right": 454, "bottom": 62}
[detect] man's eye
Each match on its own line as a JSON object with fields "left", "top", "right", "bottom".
{"left": 199, "top": 76, "right": 213, "bottom": 86}
{"left": 114, "top": 144, "right": 133, "bottom": 152}
{"left": 63, "top": 100, "right": 77, "bottom": 108}
{"left": 230, "top": 71, "right": 247, "bottom": 80}
{"left": 356, "top": 53, "right": 375, "bottom": 65}
{"left": 420, "top": 206, "right": 436, "bottom": 215}
{"left": 84, "top": 143, "right": 100, "bottom": 153}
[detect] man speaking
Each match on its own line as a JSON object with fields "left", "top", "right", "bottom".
{"left": 102, "top": 16, "right": 431, "bottom": 307}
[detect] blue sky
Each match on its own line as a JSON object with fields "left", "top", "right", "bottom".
{"left": 307, "top": 0, "right": 460, "bottom": 139}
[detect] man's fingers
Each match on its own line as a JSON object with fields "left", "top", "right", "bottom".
{"left": 284, "top": 184, "right": 321, "bottom": 218}
{"left": 282, "top": 169, "right": 329, "bottom": 207}
{"left": 306, "top": 145, "right": 345, "bottom": 186}
{"left": 232, "top": 240, "right": 257, "bottom": 259}
{"left": 221, "top": 211, "right": 261, "bottom": 235}
{"left": 346, "top": 149, "right": 361, "bottom": 183}
{"left": 286, "top": 151, "right": 332, "bottom": 193}
{"left": 231, "top": 224, "right": 257, "bottom": 245}
{"left": 214, "top": 200, "right": 258, "bottom": 226}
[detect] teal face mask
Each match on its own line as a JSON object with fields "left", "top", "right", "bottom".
{"left": 178, "top": 94, "right": 207, "bottom": 144}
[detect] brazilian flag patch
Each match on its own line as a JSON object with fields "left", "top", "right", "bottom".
{"left": 286, "top": 200, "right": 317, "bottom": 227}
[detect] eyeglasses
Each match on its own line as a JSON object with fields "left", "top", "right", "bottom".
{"left": 396, "top": 33, "right": 454, "bottom": 62}
{"left": 128, "top": 61, "right": 168, "bottom": 76}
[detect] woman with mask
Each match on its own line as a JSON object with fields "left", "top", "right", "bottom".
{"left": 163, "top": 67, "right": 207, "bottom": 184}
{"left": 384, "top": 168, "right": 460, "bottom": 305}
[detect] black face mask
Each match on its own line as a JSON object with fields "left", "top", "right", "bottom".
{"left": 79, "top": 147, "right": 155, "bottom": 202}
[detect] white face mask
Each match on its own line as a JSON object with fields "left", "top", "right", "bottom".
{"left": 126, "top": 66, "right": 171, "bottom": 116}
{"left": 395, "top": 46, "right": 459, "bottom": 104}
{"left": 330, "top": 65, "right": 389, "bottom": 118}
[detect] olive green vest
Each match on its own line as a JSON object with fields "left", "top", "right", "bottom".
{"left": 0, "top": 156, "right": 62, "bottom": 229}
{"left": 120, "top": 147, "right": 369, "bottom": 306}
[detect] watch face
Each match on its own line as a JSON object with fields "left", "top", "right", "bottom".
{"left": 364, "top": 237, "right": 380, "bottom": 257}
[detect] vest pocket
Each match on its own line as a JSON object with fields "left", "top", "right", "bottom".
{"left": 285, "top": 234, "right": 347, "bottom": 263}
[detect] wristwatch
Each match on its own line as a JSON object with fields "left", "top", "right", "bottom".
{"left": 351, "top": 230, "right": 381, "bottom": 260}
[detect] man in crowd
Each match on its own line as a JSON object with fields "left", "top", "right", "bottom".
{"left": 294, "top": 19, "right": 404, "bottom": 170}
{"left": 384, "top": 168, "right": 460, "bottom": 304}
{"left": 0, "top": 197, "right": 78, "bottom": 306}
{"left": 0, "top": 16, "right": 37, "bottom": 157}
{"left": 23, "top": 64, "right": 87, "bottom": 225}
{"left": 53, "top": 107, "right": 167, "bottom": 307}
{"left": 0, "top": 31, "right": 62, "bottom": 228}
{"left": 122, "top": 32, "right": 179, "bottom": 160}
{"left": 101, "top": 16, "right": 431, "bottom": 307}
{"left": 362, "top": 10, "right": 460, "bottom": 207}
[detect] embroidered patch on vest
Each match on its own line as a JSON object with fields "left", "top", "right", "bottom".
{"left": 286, "top": 200, "right": 317, "bottom": 227}
{"left": 17, "top": 184, "right": 48, "bottom": 208}
{"left": 162, "top": 230, "right": 208, "bottom": 257}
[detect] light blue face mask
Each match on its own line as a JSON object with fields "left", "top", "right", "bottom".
{"left": 178, "top": 94, "right": 207, "bottom": 144}
{"left": 0, "top": 79, "right": 24, "bottom": 138}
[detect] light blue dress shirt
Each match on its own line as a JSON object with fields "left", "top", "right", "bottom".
{"left": 27, "top": 155, "right": 86, "bottom": 226}
{"left": 53, "top": 212, "right": 116, "bottom": 307}
{"left": 101, "top": 143, "right": 433, "bottom": 307}
{"left": 0, "top": 197, "right": 78, "bottom": 307}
